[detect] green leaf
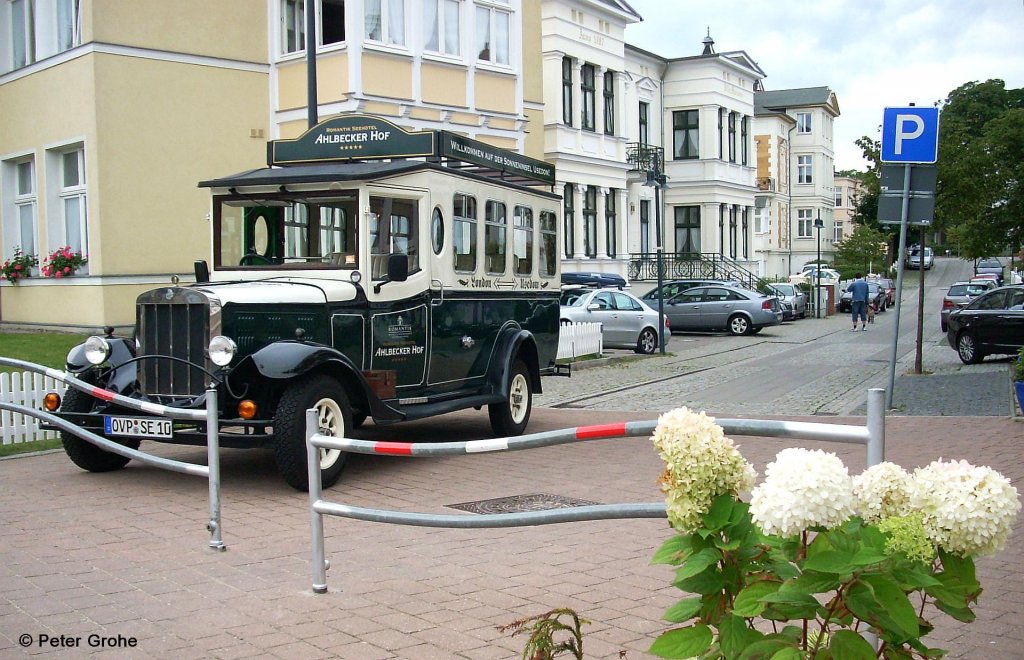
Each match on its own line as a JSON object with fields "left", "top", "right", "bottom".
{"left": 860, "top": 574, "right": 920, "bottom": 641}
{"left": 784, "top": 569, "right": 842, "bottom": 595}
{"left": 719, "top": 613, "right": 765, "bottom": 659}
{"left": 803, "top": 550, "right": 856, "bottom": 575}
{"left": 932, "top": 599, "right": 976, "bottom": 623}
{"left": 851, "top": 547, "right": 888, "bottom": 567}
{"left": 736, "top": 638, "right": 794, "bottom": 660}
{"left": 733, "top": 580, "right": 781, "bottom": 617}
{"left": 760, "top": 591, "right": 823, "bottom": 620}
{"left": 714, "top": 536, "right": 743, "bottom": 552}
{"left": 704, "top": 494, "right": 735, "bottom": 532}
{"left": 938, "top": 548, "right": 976, "bottom": 584}
{"left": 676, "top": 547, "right": 722, "bottom": 580}
{"left": 890, "top": 564, "right": 941, "bottom": 590}
{"left": 649, "top": 624, "right": 713, "bottom": 659}
{"left": 768, "top": 561, "right": 801, "bottom": 581}
{"left": 828, "top": 629, "right": 876, "bottom": 660}
{"left": 652, "top": 535, "right": 696, "bottom": 565}
{"left": 675, "top": 564, "right": 727, "bottom": 595}
{"left": 662, "top": 596, "right": 703, "bottom": 623}
{"left": 858, "top": 523, "right": 888, "bottom": 552}
{"left": 769, "top": 649, "right": 803, "bottom": 660}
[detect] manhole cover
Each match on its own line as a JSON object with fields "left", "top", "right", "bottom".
{"left": 448, "top": 493, "right": 599, "bottom": 514}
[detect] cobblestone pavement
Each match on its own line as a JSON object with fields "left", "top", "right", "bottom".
{"left": 1, "top": 410, "right": 1021, "bottom": 659}
{"left": 539, "top": 258, "right": 1016, "bottom": 418}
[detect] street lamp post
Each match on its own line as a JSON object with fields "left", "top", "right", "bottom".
{"left": 643, "top": 150, "right": 668, "bottom": 353}
{"left": 814, "top": 212, "right": 824, "bottom": 319}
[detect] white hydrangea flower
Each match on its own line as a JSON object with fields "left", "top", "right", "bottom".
{"left": 853, "top": 461, "right": 913, "bottom": 524}
{"left": 652, "top": 407, "right": 757, "bottom": 533}
{"left": 908, "top": 459, "right": 1022, "bottom": 557}
{"left": 749, "top": 448, "right": 855, "bottom": 538}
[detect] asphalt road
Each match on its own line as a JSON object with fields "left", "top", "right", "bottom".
{"left": 539, "top": 257, "right": 1017, "bottom": 418}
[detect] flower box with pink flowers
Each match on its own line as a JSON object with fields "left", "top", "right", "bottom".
{"left": 41, "top": 246, "right": 87, "bottom": 278}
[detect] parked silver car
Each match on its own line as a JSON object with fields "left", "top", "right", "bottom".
{"left": 940, "top": 281, "right": 990, "bottom": 332}
{"left": 766, "top": 283, "right": 808, "bottom": 320}
{"left": 560, "top": 288, "right": 669, "bottom": 354}
{"left": 663, "top": 285, "right": 782, "bottom": 336}
{"left": 974, "top": 257, "right": 1004, "bottom": 285}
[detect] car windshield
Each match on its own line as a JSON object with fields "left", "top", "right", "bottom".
{"left": 978, "top": 259, "right": 1001, "bottom": 267}
{"left": 560, "top": 290, "right": 589, "bottom": 306}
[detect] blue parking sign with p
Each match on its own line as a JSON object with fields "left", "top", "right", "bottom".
{"left": 881, "top": 107, "right": 939, "bottom": 163}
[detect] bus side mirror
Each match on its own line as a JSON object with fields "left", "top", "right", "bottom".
{"left": 373, "top": 254, "right": 409, "bottom": 294}
{"left": 387, "top": 254, "right": 409, "bottom": 283}
{"left": 194, "top": 260, "right": 210, "bottom": 284}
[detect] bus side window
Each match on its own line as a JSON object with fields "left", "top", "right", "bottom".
{"left": 454, "top": 193, "right": 477, "bottom": 273}
{"left": 485, "top": 200, "right": 507, "bottom": 275}
{"left": 539, "top": 210, "right": 557, "bottom": 278}
{"left": 513, "top": 205, "right": 533, "bottom": 276}
{"left": 369, "top": 196, "right": 419, "bottom": 280}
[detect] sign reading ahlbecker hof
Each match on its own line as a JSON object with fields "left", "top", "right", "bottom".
{"left": 269, "top": 115, "right": 435, "bottom": 165}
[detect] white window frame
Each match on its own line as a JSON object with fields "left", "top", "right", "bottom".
{"left": 833, "top": 220, "right": 843, "bottom": 243}
{"left": 834, "top": 187, "right": 843, "bottom": 207}
{"left": 424, "top": 0, "right": 460, "bottom": 57}
{"left": 474, "top": 0, "right": 510, "bottom": 66}
{"left": 45, "top": 144, "right": 89, "bottom": 269}
{"left": 56, "top": 0, "right": 81, "bottom": 53}
{"left": 10, "top": 0, "right": 36, "bottom": 69}
{"left": 797, "top": 112, "right": 811, "bottom": 134}
{"left": 753, "top": 206, "right": 768, "bottom": 234}
{"left": 797, "top": 208, "right": 813, "bottom": 238}
{"left": 280, "top": 0, "right": 306, "bottom": 55}
{"left": 2, "top": 155, "right": 38, "bottom": 270}
{"left": 365, "top": 0, "right": 407, "bottom": 47}
{"left": 797, "top": 155, "right": 813, "bottom": 184}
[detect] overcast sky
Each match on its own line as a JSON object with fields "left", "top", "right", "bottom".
{"left": 622, "top": 0, "right": 1024, "bottom": 172}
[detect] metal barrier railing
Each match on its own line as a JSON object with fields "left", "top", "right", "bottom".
{"left": 306, "top": 388, "right": 886, "bottom": 593}
{"left": 0, "top": 356, "right": 225, "bottom": 551}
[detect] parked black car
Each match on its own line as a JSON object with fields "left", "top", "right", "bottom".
{"left": 945, "top": 285, "right": 1024, "bottom": 364}
{"left": 561, "top": 271, "right": 628, "bottom": 288}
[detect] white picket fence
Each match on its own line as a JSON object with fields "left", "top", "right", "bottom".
{"left": 556, "top": 322, "right": 603, "bottom": 360}
{"left": 1, "top": 370, "right": 66, "bottom": 445}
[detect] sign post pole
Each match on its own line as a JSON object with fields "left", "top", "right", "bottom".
{"left": 887, "top": 164, "right": 912, "bottom": 410}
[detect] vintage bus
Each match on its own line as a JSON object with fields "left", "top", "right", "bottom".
{"left": 50, "top": 116, "right": 562, "bottom": 490}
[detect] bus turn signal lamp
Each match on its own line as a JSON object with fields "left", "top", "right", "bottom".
{"left": 43, "top": 393, "right": 61, "bottom": 411}
{"left": 238, "top": 400, "right": 257, "bottom": 420}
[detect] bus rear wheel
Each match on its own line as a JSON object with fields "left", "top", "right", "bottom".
{"left": 489, "top": 360, "right": 532, "bottom": 437}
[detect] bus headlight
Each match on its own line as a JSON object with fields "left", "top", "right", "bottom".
{"left": 208, "top": 336, "right": 237, "bottom": 367}
{"left": 83, "top": 336, "right": 111, "bottom": 365}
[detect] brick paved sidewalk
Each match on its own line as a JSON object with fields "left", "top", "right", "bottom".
{"left": 1, "top": 410, "right": 1022, "bottom": 658}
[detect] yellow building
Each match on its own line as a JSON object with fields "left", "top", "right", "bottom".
{"left": 1, "top": 0, "right": 539, "bottom": 329}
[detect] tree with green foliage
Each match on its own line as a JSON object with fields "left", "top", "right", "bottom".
{"left": 937, "top": 80, "right": 1024, "bottom": 259}
{"left": 834, "top": 223, "right": 890, "bottom": 277}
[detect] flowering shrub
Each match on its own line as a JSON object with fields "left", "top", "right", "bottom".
{"left": 649, "top": 408, "right": 1021, "bottom": 659}
{"left": 41, "top": 246, "right": 87, "bottom": 278}
{"left": 1, "top": 246, "right": 38, "bottom": 284}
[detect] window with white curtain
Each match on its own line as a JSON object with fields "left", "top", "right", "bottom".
{"left": 424, "top": 0, "right": 460, "bottom": 56}
{"left": 365, "top": 0, "right": 406, "bottom": 46}
{"left": 797, "top": 208, "right": 813, "bottom": 238}
{"left": 4, "top": 158, "right": 37, "bottom": 263}
{"left": 475, "top": 1, "right": 509, "bottom": 65}
{"left": 58, "top": 148, "right": 88, "bottom": 257}
{"left": 11, "top": 0, "right": 35, "bottom": 69}
{"left": 281, "top": 0, "right": 306, "bottom": 54}
{"left": 56, "top": 0, "right": 81, "bottom": 52}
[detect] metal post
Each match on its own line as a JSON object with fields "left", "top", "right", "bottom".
{"left": 305, "top": 0, "right": 318, "bottom": 128}
{"left": 914, "top": 228, "right": 926, "bottom": 374}
{"left": 866, "top": 388, "right": 885, "bottom": 468}
{"left": 205, "top": 388, "right": 225, "bottom": 551}
{"left": 886, "top": 164, "right": 912, "bottom": 409}
{"left": 307, "top": 408, "right": 329, "bottom": 593}
{"left": 654, "top": 179, "right": 666, "bottom": 354}
{"left": 815, "top": 212, "right": 822, "bottom": 319}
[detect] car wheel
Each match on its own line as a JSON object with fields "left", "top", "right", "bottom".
{"left": 489, "top": 359, "right": 532, "bottom": 436}
{"left": 940, "top": 321, "right": 947, "bottom": 333}
{"left": 273, "top": 374, "right": 351, "bottom": 491}
{"left": 60, "top": 378, "right": 141, "bottom": 473}
{"left": 956, "top": 332, "right": 984, "bottom": 365}
{"left": 635, "top": 328, "right": 658, "bottom": 354}
{"left": 728, "top": 314, "right": 751, "bottom": 336}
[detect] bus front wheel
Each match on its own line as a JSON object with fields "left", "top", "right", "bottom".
{"left": 488, "top": 360, "right": 532, "bottom": 437}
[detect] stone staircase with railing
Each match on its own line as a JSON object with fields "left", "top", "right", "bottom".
{"left": 627, "top": 252, "right": 765, "bottom": 291}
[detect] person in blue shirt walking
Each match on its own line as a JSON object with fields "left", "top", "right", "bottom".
{"left": 847, "top": 273, "right": 870, "bottom": 331}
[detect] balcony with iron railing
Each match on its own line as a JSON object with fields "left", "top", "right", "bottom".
{"left": 627, "top": 143, "right": 665, "bottom": 174}
{"left": 627, "top": 252, "right": 764, "bottom": 291}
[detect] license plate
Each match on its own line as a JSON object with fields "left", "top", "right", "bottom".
{"left": 104, "top": 416, "right": 173, "bottom": 439}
